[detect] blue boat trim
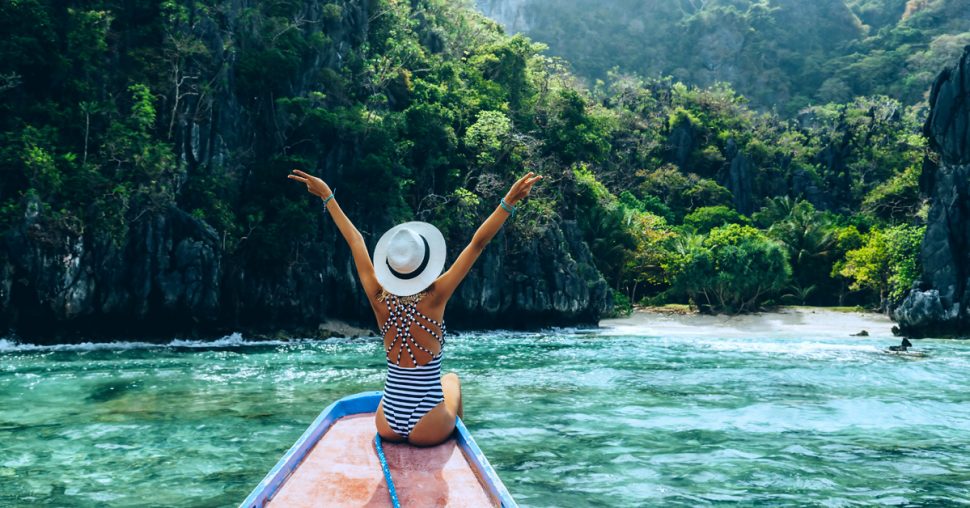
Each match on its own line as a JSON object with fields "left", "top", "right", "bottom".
{"left": 240, "top": 391, "right": 517, "bottom": 508}
{"left": 455, "top": 417, "right": 517, "bottom": 507}
{"left": 374, "top": 434, "right": 402, "bottom": 508}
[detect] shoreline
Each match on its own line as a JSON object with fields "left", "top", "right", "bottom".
{"left": 633, "top": 304, "right": 875, "bottom": 315}
{"left": 602, "top": 306, "right": 900, "bottom": 340}
{"left": 1, "top": 306, "right": 911, "bottom": 348}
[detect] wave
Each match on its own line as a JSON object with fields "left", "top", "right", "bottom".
{"left": 0, "top": 332, "right": 335, "bottom": 353}
{"left": 703, "top": 340, "right": 882, "bottom": 355}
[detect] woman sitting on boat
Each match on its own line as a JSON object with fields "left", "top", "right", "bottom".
{"left": 288, "top": 169, "right": 542, "bottom": 446}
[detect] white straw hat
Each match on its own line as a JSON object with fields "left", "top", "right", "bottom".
{"left": 373, "top": 221, "right": 447, "bottom": 296}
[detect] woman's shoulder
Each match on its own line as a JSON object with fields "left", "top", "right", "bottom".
{"left": 377, "top": 287, "right": 445, "bottom": 317}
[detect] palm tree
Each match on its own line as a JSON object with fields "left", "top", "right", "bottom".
{"left": 765, "top": 199, "right": 836, "bottom": 303}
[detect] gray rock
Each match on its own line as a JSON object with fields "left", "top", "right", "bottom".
{"left": 893, "top": 46, "right": 970, "bottom": 337}
{"left": 723, "top": 139, "right": 754, "bottom": 215}
{"left": 0, "top": 1, "right": 611, "bottom": 342}
{"left": 476, "top": 0, "right": 533, "bottom": 32}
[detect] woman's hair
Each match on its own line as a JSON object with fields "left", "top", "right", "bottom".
{"left": 373, "top": 282, "right": 436, "bottom": 300}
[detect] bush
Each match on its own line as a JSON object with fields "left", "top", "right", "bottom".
{"left": 609, "top": 291, "right": 633, "bottom": 317}
{"left": 684, "top": 205, "right": 749, "bottom": 233}
{"left": 838, "top": 224, "right": 925, "bottom": 309}
{"left": 667, "top": 224, "right": 791, "bottom": 313}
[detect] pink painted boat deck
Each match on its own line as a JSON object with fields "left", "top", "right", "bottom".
{"left": 267, "top": 414, "right": 496, "bottom": 507}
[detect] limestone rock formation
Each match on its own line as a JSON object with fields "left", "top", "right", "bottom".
{"left": 0, "top": 1, "right": 611, "bottom": 342}
{"left": 892, "top": 46, "right": 970, "bottom": 337}
{"left": 475, "top": 0, "right": 533, "bottom": 32}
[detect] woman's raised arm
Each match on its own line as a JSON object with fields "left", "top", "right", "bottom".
{"left": 288, "top": 169, "right": 381, "bottom": 300}
{"left": 431, "top": 172, "right": 543, "bottom": 305}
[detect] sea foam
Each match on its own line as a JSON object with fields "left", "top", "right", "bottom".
{"left": 0, "top": 332, "right": 309, "bottom": 353}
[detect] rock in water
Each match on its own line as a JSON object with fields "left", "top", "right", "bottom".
{"left": 893, "top": 46, "right": 970, "bottom": 337}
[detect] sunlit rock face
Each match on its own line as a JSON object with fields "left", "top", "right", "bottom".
{"left": 893, "top": 47, "right": 970, "bottom": 337}
{"left": 475, "top": 0, "right": 532, "bottom": 32}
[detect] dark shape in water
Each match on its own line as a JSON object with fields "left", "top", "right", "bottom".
{"left": 888, "top": 337, "right": 913, "bottom": 352}
{"left": 87, "top": 380, "right": 137, "bottom": 402}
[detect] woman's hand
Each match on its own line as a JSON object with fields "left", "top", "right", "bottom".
{"left": 287, "top": 169, "right": 332, "bottom": 199}
{"left": 503, "top": 171, "right": 543, "bottom": 206}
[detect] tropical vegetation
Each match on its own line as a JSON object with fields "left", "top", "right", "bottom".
{"left": 0, "top": 0, "right": 941, "bottom": 318}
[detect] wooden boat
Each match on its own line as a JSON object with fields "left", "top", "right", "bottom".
{"left": 240, "top": 391, "right": 516, "bottom": 507}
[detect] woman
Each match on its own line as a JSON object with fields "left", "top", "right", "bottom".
{"left": 288, "top": 169, "right": 542, "bottom": 446}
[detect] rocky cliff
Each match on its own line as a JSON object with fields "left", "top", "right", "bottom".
{"left": 0, "top": 197, "right": 608, "bottom": 343}
{"left": 475, "top": 0, "right": 533, "bottom": 32}
{"left": 0, "top": 1, "right": 611, "bottom": 343}
{"left": 892, "top": 46, "right": 970, "bottom": 337}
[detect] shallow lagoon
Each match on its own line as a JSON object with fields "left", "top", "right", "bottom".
{"left": 2, "top": 310, "right": 969, "bottom": 506}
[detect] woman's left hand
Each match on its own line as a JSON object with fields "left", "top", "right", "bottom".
{"left": 288, "top": 169, "right": 332, "bottom": 199}
{"left": 504, "top": 171, "right": 543, "bottom": 206}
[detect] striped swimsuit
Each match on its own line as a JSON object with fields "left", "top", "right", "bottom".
{"left": 379, "top": 291, "right": 447, "bottom": 438}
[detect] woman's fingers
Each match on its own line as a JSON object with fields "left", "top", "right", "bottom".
{"left": 522, "top": 175, "right": 542, "bottom": 196}
{"left": 287, "top": 174, "right": 308, "bottom": 183}
{"left": 292, "top": 169, "right": 313, "bottom": 178}
{"left": 510, "top": 172, "right": 534, "bottom": 195}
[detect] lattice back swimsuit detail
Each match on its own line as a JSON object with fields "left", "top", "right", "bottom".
{"left": 379, "top": 291, "right": 447, "bottom": 438}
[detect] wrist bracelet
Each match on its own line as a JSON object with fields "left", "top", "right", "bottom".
{"left": 322, "top": 189, "right": 335, "bottom": 209}
{"left": 500, "top": 198, "right": 516, "bottom": 218}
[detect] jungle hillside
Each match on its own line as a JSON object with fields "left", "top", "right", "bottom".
{"left": 0, "top": 0, "right": 967, "bottom": 340}
{"left": 477, "top": 0, "right": 970, "bottom": 113}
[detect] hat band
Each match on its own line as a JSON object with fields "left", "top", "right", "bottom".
{"left": 386, "top": 235, "right": 430, "bottom": 280}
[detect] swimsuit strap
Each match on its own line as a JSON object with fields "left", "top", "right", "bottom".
{"left": 380, "top": 292, "right": 446, "bottom": 365}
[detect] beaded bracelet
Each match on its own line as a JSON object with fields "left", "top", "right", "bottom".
{"left": 500, "top": 198, "right": 516, "bottom": 218}
{"left": 321, "top": 189, "right": 335, "bottom": 211}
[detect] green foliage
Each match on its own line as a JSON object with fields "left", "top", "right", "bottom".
{"left": 760, "top": 199, "right": 839, "bottom": 305}
{"left": 0, "top": 0, "right": 937, "bottom": 317}
{"left": 619, "top": 191, "right": 674, "bottom": 223}
{"left": 543, "top": 88, "right": 616, "bottom": 164}
{"left": 667, "top": 224, "right": 791, "bottom": 313}
{"left": 22, "top": 131, "right": 62, "bottom": 197}
{"left": 863, "top": 163, "right": 924, "bottom": 222}
{"left": 127, "top": 84, "right": 156, "bottom": 132}
{"left": 491, "top": 0, "right": 970, "bottom": 112}
{"left": 638, "top": 165, "right": 731, "bottom": 220}
{"left": 684, "top": 205, "right": 749, "bottom": 233}
{"left": 621, "top": 208, "right": 674, "bottom": 303}
{"left": 573, "top": 165, "right": 637, "bottom": 289}
{"left": 464, "top": 110, "right": 512, "bottom": 167}
{"left": 839, "top": 224, "right": 925, "bottom": 307}
{"left": 610, "top": 291, "right": 634, "bottom": 317}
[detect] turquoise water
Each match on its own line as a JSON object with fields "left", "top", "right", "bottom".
{"left": 1, "top": 325, "right": 969, "bottom": 506}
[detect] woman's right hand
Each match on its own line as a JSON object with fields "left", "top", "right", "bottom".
{"left": 287, "top": 169, "right": 332, "bottom": 199}
{"left": 503, "top": 171, "right": 543, "bottom": 206}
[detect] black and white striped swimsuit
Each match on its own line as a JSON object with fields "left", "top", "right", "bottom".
{"left": 379, "top": 291, "right": 447, "bottom": 438}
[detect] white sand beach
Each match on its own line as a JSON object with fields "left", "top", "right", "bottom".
{"left": 601, "top": 307, "right": 897, "bottom": 340}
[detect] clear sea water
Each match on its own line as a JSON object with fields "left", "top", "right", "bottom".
{"left": 1, "top": 318, "right": 969, "bottom": 507}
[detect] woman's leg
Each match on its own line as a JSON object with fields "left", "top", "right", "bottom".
{"left": 376, "top": 400, "right": 407, "bottom": 442}
{"left": 442, "top": 372, "right": 462, "bottom": 419}
{"left": 408, "top": 372, "right": 462, "bottom": 446}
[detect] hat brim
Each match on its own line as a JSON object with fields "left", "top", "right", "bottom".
{"left": 373, "top": 221, "right": 447, "bottom": 296}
